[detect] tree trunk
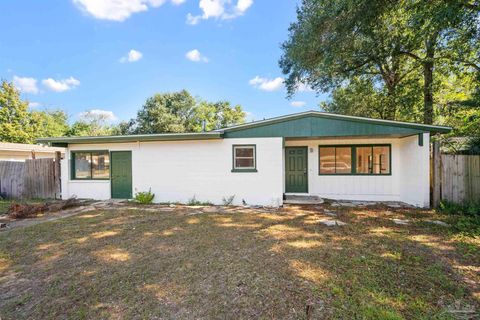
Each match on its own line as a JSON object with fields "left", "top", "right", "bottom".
{"left": 423, "top": 60, "right": 434, "bottom": 124}
{"left": 385, "top": 86, "right": 397, "bottom": 120}
{"left": 422, "top": 33, "right": 437, "bottom": 125}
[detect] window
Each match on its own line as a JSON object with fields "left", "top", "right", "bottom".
{"left": 319, "top": 146, "right": 352, "bottom": 174}
{"left": 72, "top": 151, "right": 110, "bottom": 180}
{"left": 232, "top": 145, "right": 256, "bottom": 172}
{"left": 319, "top": 145, "right": 390, "bottom": 175}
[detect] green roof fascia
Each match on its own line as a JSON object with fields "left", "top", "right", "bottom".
{"left": 219, "top": 111, "right": 452, "bottom": 136}
{"left": 37, "top": 132, "right": 223, "bottom": 145}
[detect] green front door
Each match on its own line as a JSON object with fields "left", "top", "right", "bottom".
{"left": 111, "top": 151, "right": 132, "bottom": 199}
{"left": 285, "top": 147, "right": 308, "bottom": 193}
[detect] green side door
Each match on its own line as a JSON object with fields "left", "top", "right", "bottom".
{"left": 285, "top": 147, "right": 308, "bottom": 193}
{"left": 111, "top": 151, "right": 132, "bottom": 199}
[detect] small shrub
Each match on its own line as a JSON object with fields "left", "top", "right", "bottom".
{"left": 438, "top": 200, "right": 480, "bottom": 217}
{"left": 222, "top": 195, "right": 235, "bottom": 206}
{"left": 187, "top": 195, "right": 213, "bottom": 206}
{"left": 438, "top": 200, "right": 480, "bottom": 236}
{"left": 134, "top": 189, "right": 155, "bottom": 204}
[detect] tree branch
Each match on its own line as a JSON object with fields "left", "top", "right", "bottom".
{"left": 399, "top": 51, "right": 423, "bottom": 61}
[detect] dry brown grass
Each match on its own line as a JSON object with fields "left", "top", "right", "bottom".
{"left": 0, "top": 203, "right": 478, "bottom": 319}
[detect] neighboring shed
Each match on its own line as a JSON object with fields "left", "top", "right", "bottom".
{"left": 0, "top": 142, "right": 65, "bottom": 162}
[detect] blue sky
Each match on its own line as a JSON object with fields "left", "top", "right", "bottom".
{"left": 1, "top": 0, "right": 328, "bottom": 124}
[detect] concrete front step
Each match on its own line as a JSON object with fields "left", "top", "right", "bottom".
{"left": 284, "top": 194, "right": 324, "bottom": 205}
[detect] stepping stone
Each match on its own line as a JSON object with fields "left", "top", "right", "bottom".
{"left": 318, "top": 219, "right": 346, "bottom": 226}
{"left": 186, "top": 211, "right": 203, "bottom": 216}
{"left": 202, "top": 207, "right": 221, "bottom": 213}
{"left": 331, "top": 202, "right": 357, "bottom": 207}
{"left": 387, "top": 203, "right": 403, "bottom": 208}
{"left": 428, "top": 220, "right": 450, "bottom": 227}
{"left": 323, "top": 210, "right": 337, "bottom": 217}
{"left": 392, "top": 218, "right": 410, "bottom": 225}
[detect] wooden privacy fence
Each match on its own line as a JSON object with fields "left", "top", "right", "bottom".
{"left": 0, "top": 156, "right": 61, "bottom": 199}
{"left": 432, "top": 141, "right": 480, "bottom": 206}
{"left": 440, "top": 154, "right": 480, "bottom": 204}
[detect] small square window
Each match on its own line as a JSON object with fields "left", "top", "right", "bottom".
{"left": 232, "top": 145, "right": 256, "bottom": 172}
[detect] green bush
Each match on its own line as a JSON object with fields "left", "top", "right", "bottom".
{"left": 187, "top": 195, "right": 212, "bottom": 206}
{"left": 438, "top": 200, "right": 480, "bottom": 236}
{"left": 438, "top": 200, "right": 480, "bottom": 217}
{"left": 134, "top": 189, "right": 155, "bottom": 204}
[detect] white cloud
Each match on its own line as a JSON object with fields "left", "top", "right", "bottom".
{"left": 13, "top": 76, "right": 39, "bottom": 94}
{"left": 79, "top": 109, "right": 117, "bottom": 121}
{"left": 249, "top": 76, "right": 284, "bottom": 92}
{"left": 28, "top": 102, "right": 41, "bottom": 108}
{"left": 73, "top": 0, "right": 184, "bottom": 22}
{"left": 185, "top": 49, "right": 209, "bottom": 62}
{"left": 235, "top": 0, "right": 253, "bottom": 13}
{"left": 186, "top": 0, "right": 254, "bottom": 25}
{"left": 42, "top": 77, "right": 80, "bottom": 92}
{"left": 291, "top": 101, "right": 306, "bottom": 108}
{"left": 120, "top": 49, "right": 143, "bottom": 63}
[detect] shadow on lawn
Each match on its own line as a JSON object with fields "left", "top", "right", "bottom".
{"left": 0, "top": 204, "right": 478, "bottom": 319}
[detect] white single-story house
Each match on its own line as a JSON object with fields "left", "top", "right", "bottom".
{"left": 0, "top": 142, "right": 65, "bottom": 162}
{"left": 38, "top": 111, "right": 451, "bottom": 207}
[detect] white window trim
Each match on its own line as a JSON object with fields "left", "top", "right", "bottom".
{"left": 233, "top": 145, "right": 256, "bottom": 170}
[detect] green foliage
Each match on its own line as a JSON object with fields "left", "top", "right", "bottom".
{"left": 119, "top": 90, "right": 246, "bottom": 134}
{"left": 438, "top": 201, "right": 480, "bottom": 236}
{"left": 133, "top": 189, "right": 155, "bottom": 204}
{"left": 67, "top": 110, "right": 114, "bottom": 137}
{"left": 0, "top": 80, "right": 35, "bottom": 143}
{"left": 31, "top": 110, "right": 70, "bottom": 138}
{"left": 439, "top": 200, "right": 480, "bottom": 217}
{"left": 0, "top": 80, "right": 70, "bottom": 142}
{"left": 280, "top": 0, "right": 480, "bottom": 124}
{"left": 187, "top": 195, "right": 213, "bottom": 206}
{"left": 222, "top": 195, "right": 235, "bottom": 206}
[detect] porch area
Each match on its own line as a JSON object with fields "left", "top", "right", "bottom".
{"left": 282, "top": 134, "right": 430, "bottom": 207}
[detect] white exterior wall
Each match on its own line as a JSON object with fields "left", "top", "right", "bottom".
{"left": 284, "top": 133, "right": 430, "bottom": 207}
{"left": 61, "top": 134, "right": 430, "bottom": 207}
{"left": 399, "top": 133, "right": 430, "bottom": 207}
{"left": 62, "top": 138, "right": 284, "bottom": 206}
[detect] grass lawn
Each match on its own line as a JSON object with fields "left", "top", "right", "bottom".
{"left": 0, "top": 200, "right": 13, "bottom": 215}
{"left": 0, "top": 204, "right": 478, "bottom": 319}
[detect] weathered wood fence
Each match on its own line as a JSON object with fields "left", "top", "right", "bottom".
{"left": 432, "top": 141, "right": 480, "bottom": 206}
{"left": 0, "top": 155, "right": 61, "bottom": 199}
{"left": 440, "top": 154, "right": 480, "bottom": 203}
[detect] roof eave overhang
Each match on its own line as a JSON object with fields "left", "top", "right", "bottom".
{"left": 37, "top": 132, "right": 224, "bottom": 146}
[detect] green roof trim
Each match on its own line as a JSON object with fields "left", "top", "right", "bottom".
{"left": 37, "top": 132, "right": 223, "bottom": 145}
{"left": 37, "top": 111, "right": 451, "bottom": 146}
{"left": 218, "top": 111, "right": 451, "bottom": 139}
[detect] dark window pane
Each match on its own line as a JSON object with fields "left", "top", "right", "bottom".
{"left": 373, "top": 146, "right": 390, "bottom": 174}
{"left": 92, "top": 152, "right": 110, "bottom": 179}
{"left": 335, "top": 147, "right": 352, "bottom": 173}
{"left": 319, "top": 147, "right": 335, "bottom": 174}
{"left": 74, "top": 153, "right": 91, "bottom": 179}
{"left": 235, "top": 158, "right": 254, "bottom": 168}
{"left": 235, "top": 147, "right": 254, "bottom": 157}
{"left": 356, "top": 147, "right": 372, "bottom": 174}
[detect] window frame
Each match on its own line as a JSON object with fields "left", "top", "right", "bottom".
{"left": 71, "top": 150, "right": 110, "bottom": 180}
{"left": 231, "top": 144, "right": 257, "bottom": 172}
{"left": 318, "top": 144, "right": 391, "bottom": 176}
